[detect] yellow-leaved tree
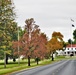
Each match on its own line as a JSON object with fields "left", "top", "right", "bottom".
{"left": 47, "top": 31, "right": 64, "bottom": 61}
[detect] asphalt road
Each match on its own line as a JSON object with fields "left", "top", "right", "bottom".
{"left": 11, "top": 60, "right": 76, "bottom": 75}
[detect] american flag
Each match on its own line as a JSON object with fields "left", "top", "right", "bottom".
{"left": 72, "top": 24, "right": 75, "bottom": 27}
{"left": 71, "top": 19, "right": 74, "bottom": 22}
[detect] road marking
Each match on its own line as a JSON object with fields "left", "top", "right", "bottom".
{"left": 56, "top": 70, "right": 59, "bottom": 72}
{"left": 52, "top": 72, "right": 55, "bottom": 75}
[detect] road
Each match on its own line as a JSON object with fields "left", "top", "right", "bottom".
{"left": 11, "top": 60, "right": 76, "bottom": 75}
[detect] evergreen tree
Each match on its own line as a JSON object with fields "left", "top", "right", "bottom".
{"left": 73, "top": 29, "right": 76, "bottom": 44}
{"left": 68, "top": 39, "right": 73, "bottom": 44}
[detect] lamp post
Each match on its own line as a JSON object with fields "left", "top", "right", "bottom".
{"left": 18, "top": 27, "right": 20, "bottom": 65}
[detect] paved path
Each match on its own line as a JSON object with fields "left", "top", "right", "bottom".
{"left": 11, "top": 60, "right": 76, "bottom": 75}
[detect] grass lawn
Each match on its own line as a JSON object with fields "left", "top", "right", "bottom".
{"left": 0, "top": 56, "right": 75, "bottom": 75}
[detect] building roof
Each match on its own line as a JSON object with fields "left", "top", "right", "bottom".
{"left": 66, "top": 44, "right": 76, "bottom": 47}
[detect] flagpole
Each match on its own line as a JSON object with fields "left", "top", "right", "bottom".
{"left": 71, "top": 19, "right": 75, "bottom": 51}
{"left": 71, "top": 27, "right": 72, "bottom": 50}
{"left": 70, "top": 19, "right": 74, "bottom": 51}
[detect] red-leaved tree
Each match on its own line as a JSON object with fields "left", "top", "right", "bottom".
{"left": 13, "top": 18, "right": 47, "bottom": 65}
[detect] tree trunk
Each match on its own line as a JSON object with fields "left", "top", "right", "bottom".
{"left": 4, "top": 52, "right": 6, "bottom": 68}
{"left": 6, "top": 54, "right": 8, "bottom": 64}
{"left": 28, "top": 55, "right": 30, "bottom": 66}
{"left": 36, "top": 58, "right": 39, "bottom": 65}
{"left": 35, "top": 57, "right": 39, "bottom": 65}
{"left": 51, "top": 53, "right": 54, "bottom": 61}
{"left": 13, "top": 57, "right": 16, "bottom": 62}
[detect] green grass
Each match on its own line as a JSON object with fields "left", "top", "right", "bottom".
{"left": 0, "top": 56, "right": 75, "bottom": 75}
{"left": 0, "top": 59, "right": 37, "bottom": 75}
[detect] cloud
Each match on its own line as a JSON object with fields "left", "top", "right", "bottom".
{"left": 13, "top": 0, "right": 76, "bottom": 41}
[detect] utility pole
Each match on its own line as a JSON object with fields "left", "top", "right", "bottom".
{"left": 18, "top": 27, "right": 20, "bottom": 65}
{"left": 17, "top": 26, "right": 25, "bottom": 65}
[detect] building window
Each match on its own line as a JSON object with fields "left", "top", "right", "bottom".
{"left": 75, "top": 52, "right": 76, "bottom": 54}
{"left": 68, "top": 52, "right": 70, "bottom": 54}
{"left": 65, "top": 52, "right": 66, "bottom": 54}
{"left": 72, "top": 52, "right": 73, "bottom": 54}
{"left": 71, "top": 48, "right": 73, "bottom": 50}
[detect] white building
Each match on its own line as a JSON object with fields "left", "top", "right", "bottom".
{"left": 56, "top": 50, "right": 64, "bottom": 56}
{"left": 64, "top": 44, "right": 76, "bottom": 56}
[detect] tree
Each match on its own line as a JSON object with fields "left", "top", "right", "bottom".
{"left": 52, "top": 32, "right": 64, "bottom": 50}
{"left": 68, "top": 39, "right": 73, "bottom": 44}
{"left": 0, "top": 0, "right": 17, "bottom": 67}
{"left": 73, "top": 29, "right": 76, "bottom": 44}
{"left": 63, "top": 41, "right": 68, "bottom": 50}
{"left": 24, "top": 18, "right": 39, "bottom": 66}
{"left": 13, "top": 18, "right": 39, "bottom": 66}
{"left": 33, "top": 33, "right": 47, "bottom": 64}
{"left": 12, "top": 26, "right": 25, "bottom": 64}
{"left": 22, "top": 18, "right": 48, "bottom": 65}
{"left": 47, "top": 32, "right": 64, "bottom": 61}
{"left": 13, "top": 18, "right": 48, "bottom": 65}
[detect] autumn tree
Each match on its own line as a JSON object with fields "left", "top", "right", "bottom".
{"left": 13, "top": 18, "right": 48, "bottom": 65}
{"left": 33, "top": 33, "right": 47, "bottom": 65}
{"left": 13, "top": 18, "right": 39, "bottom": 66}
{"left": 0, "top": 0, "right": 17, "bottom": 67}
{"left": 47, "top": 32, "right": 64, "bottom": 61}
{"left": 22, "top": 18, "right": 48, "bottom": 65}
{"left": 52, "top": 32, "right": 64, "bottom": 50}
{"left": 12, "top": 26, "right": 25, "bottom": 63}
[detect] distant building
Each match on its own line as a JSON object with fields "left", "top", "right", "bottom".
{"left": 64, "top": 44, "right": 76, "bottom": 56}
{"left": 56, "top": 50, "right": 64, "bottom": 56}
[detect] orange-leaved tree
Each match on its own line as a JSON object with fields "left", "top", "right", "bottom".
{"left": 33, "top": 33, "right": 47, "bottom": 64}
{"left": 20, "top": 18, "right": 47, "bottom": 65}
{"left": 20, "top": 18, "right": 40, "bottom": 66}
{"left": 47, "top": 31, "right": 64, "bottom": 61}
{"left": 13, "top": 18, "right": 47, "bottom": 65}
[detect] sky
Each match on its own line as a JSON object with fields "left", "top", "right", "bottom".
{"left": 13, "top": 0, "right": 76, "bottom": 42}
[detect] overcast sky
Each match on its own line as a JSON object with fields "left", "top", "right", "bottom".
{"left": 13, "top": 0, "right": 76, "bottom": 41}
